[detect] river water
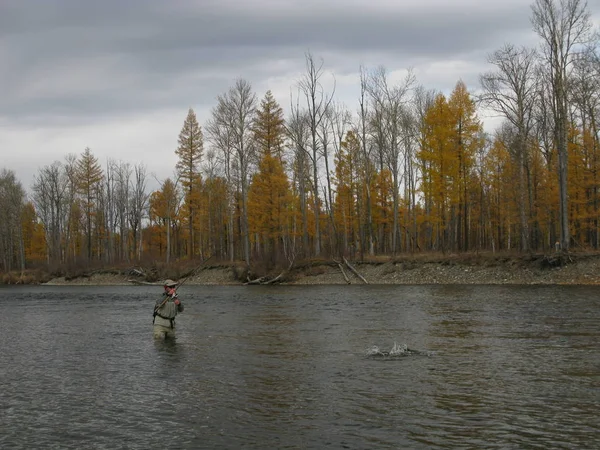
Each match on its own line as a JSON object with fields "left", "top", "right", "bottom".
{"left": 1, "top": 284, "right": 599, "bottom": 449}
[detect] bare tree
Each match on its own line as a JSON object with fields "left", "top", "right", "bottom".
{"left": 112, "top": 161, "right": 132, "bottom": 261}
{"left": 129, "top": 163, "right": 149, "bottom": 262}
{"left": 298, "top": 52, "right": 335, "bottom": 256}
{"left": 227, "top": 79, "right": 257, "bottom": 266}
{"left": 32, "top": 162, "right": 69, "bottom": 265}
{"left": 357, "top": 66, "right": 377, "bottom": 256}
{"left": 367, "top": 66, "right": 415, "bottom": 254}
{"left": 103, "top": 160, "right": 118, "bottom": 263}
{"left": 327, "top": 101, "right": 352, "bottom": 254}
{"left": 400, "top": 105, "right": 420, "bottom": 252}
{"left": 570, "top": 44, "right": 600, "bottom": 247}
{"left": 207, "top": 79, "right": 257, "bottom": 264}
{"left": 206, "top": 104, "right": 236, "bottom": 262}
{"left": 58, "top": 154, "right": 79, "bottom": 264}
{"left": 479, "top": 44, "right": 539, "bottom": 251}
{"left": 0, "top": 169, "right": 26, "bottom": 272}
{"left": 286, "top": 96, "right": 312, "bottom": 258}
{"left": 531, "top": 0, "right": 593, "bottom": 251}
{"left": 414, "top": 85, "right": 438, "bottom": 251}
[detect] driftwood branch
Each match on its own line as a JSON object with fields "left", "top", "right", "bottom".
{"left": 343, "top": 257, "right": 369, "bottom": 284}
{"left": 265, "top": 272, "right": 284, "bottom": 284}
{"left": 245, "top": 258, "right": 295, "bottom": 285}
{"left": 245, "top": 276, "right": 266, "bottom": 285}
{"left": 129, "top": 268, "right": 145, "bottom": 277}
{"left": 127, "top": 279, "right": 160, "bottom": 285}
{"left": 333, "top": 259, "right": 351, "bottom": 284}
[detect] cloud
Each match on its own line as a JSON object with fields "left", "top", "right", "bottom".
{"left": 0, "top": 0, "right": 537, "bottom": 122}
{"left": 0, "top": 0, "right": 597, "bottom": 190}
{"left": 0, "top": 109, "right": 184, "bottom": 191}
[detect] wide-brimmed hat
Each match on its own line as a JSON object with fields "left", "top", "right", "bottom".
{"left": 163, "top": 279, "right": 177, "bottom": 287}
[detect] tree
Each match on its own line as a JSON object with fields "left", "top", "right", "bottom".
{"left": 0, "top": 169, "right": 26, "bottom": 272}
{"left": 485, "top": 127, "right": 517, "bottom": 251}
{"left": 206, "top": 111, "right": 236, "bottom": 262}
{"left": 366, "top": 66, "right": 415, "bottom": 253}
{"left": 531, "top": 0, "right": 593, "bottom": 251}
{"left": 62, "top": 153, "right": 80, "bottom": 263}
{"left": 479, "top": 44, "right": 539, "bottom": 251}
{"left": 327, "top": 102, "right": 352, "bottom": 255}
{"left": 21, "top": 202, "right": 46, "bottom": 263}
{"left": 254, "top": 90, "right": 286, "bottom": 163}
{"left": 333, "top": 130, "right": 362, "bottom": 255}
{"left": 357, "top": 66, "right": 376, "bottom": 255}
{"left": 201, "top": 173, "right": 229, "bottom": 259}
{"left": 129, "top": 163, "right": 149, "bottom": 261}
{"left": 418, "top": 93, "right": 455, "bottom": 251}
{"left": 175, "top": 107, "right": 203, "bottom": 258}
{"left": 570, "top": 47, "right": 600, "bottom": 248}
{"left": 286, "top": 98, "right": 311, "bottom": 258}
{"left": 209, "top": 79, "right": 257, "bottom": 265}
{"left": 149, "top": 177, "right": 181, "bottom": 263}
{"left": 413, "top": 85, "right": 438, "bottom": 250}
{"left": 76, "top": 147, "right": 104, "bottom": 261}
{"left": 112, "top": 161, "right": 132, "bottom": 261}
{"left": 249, "top": 91, "right": 291, "bottom": 265}
{"left": 448, "top": 80, "right": 483, "bottom": 251}
{"left": 32, "top": 161, "right": 69, "bottom": 265}
{"left": 248, "top": 151, "right": 292, "bottom": 266}
{"left": 298, "top": 52, "right": 335, "bottom": 256}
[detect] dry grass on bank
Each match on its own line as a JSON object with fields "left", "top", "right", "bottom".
{"left": 4, "top": 250, "right": 600, "bottom": 285}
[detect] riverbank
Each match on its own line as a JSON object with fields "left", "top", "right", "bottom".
{"left": 37, "top": 251, "right": 600, "bottom": 286}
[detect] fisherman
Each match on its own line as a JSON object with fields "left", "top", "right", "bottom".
{"left": 153, "top": 279, "right": 184, "bottom": 340}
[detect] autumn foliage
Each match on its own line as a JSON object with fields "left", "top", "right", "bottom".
{"left": 1, "top": 0, "right": 599, "bottom": 275}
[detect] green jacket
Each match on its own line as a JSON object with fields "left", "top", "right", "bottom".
{"left": 153, "top": 293, "right": 184, "bottom": 328}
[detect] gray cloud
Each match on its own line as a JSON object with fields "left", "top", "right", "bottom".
{"left": 0, "top": 0, "right": 542, "bottom": 125}
{"left": 1, "top": 0, "right": 598, "bottom": 191}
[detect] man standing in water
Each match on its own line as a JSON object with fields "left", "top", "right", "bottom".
{"left": 153, "top": 279, "right": 184, "bottom": 340}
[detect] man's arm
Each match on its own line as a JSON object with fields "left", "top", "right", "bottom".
{"left": 173, "top": 295, "right": 184, "bottom": 312}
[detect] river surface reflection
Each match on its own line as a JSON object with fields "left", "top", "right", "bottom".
{"left": 1, "top": 284, "right": 599, "bottom": 449}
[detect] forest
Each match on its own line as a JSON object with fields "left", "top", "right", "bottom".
{"left": 0, "top": 0, "right": 599, "bottom": 279}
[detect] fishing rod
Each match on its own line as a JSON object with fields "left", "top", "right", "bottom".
{"left": 174, "top": 254, "right": 214, "bottom": 292}
{"left": 155, "top": 255, "right": 214, "bottom": 312}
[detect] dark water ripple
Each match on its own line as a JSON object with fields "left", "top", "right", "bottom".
{"left": 1, "top": 284, "right": 599, "bottom": 449}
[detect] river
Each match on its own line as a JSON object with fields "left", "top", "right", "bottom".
{"left": 1, "top": 284, "right": 599, "bottom": 449}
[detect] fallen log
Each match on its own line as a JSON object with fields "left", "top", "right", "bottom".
{"left": 129, "top": 268, "right": 145, "bottom": 277}
{"left": 246, "top": 259, "right": 295, "bottom": 285}
{"left": 265, "top": 272, "right": 285, "bottom": 285}
{"left": 127, "top": 279, "right": 161, "bottom": 285}
{"left": 343, "top": 257, "right": 369, "bottom": 284}
{"left": 245, "top": 276, "right": 266, "bottom": 285}
{"left": 333, "top": 259, "right": 351, "bottom": 284}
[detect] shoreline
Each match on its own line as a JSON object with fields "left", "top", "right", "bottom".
{"left": 38, "top": 253, "right": 600, "bottom": 286}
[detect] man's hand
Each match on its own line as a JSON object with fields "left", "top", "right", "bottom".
{"left": 174, "top": 298, "right": 180, "bottom": 306}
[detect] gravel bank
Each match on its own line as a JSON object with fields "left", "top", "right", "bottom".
{"left": 41, "top": 253, "right": 600, "bottom": 286}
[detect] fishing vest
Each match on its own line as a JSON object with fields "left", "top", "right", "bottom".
{"left": 153, "top": 296, "right": 180, "bottom": 329}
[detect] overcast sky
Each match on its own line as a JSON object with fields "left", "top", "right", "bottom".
{"left": 1, "top": 0, "right": 599, "bottom": 192}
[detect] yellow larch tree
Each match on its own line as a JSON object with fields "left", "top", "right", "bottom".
{"left": 76, "top": 147, "right": 104, "bottom": 261}
{"left": 333, "top": 131, "right": 360, "bottom": 255}
{"left": 447, "top": 80, "right": 484, "bottom": 251}
{"left": 175, "top": 108, "right": 203, "bottom": 259}
{"left": 21, "top": 202, "right": 46, "bottom": 264}
{"left": 248, "top": 91, "right": 292, "bottom": 267}
{"left": 417, "top": 93, "right": 455, "bottom": 251}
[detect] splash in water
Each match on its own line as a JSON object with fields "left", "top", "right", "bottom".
{"left": 366, "top": 342, "right": 433, "bottom": 358}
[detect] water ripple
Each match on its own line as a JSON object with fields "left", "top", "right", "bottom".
{"left": 0, "top": 284, "right": 599, "bottom": 449}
